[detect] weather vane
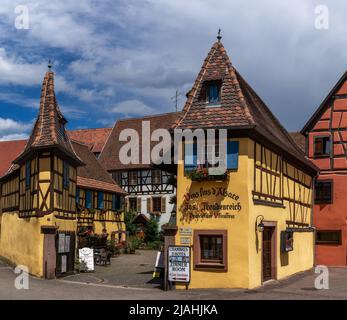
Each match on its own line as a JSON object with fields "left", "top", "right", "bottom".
{"left": 217, "top": 28, "right": 222, "bottom": 42}
{"left": 48, "top": 59, "right": 52, "bottom": 70}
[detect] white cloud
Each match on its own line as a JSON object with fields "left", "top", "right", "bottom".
{"left": 0, "top": 117, "right": 32, "bottom": 140}
{"left": 109, "top": 99, "right": 156, "bottom": 116}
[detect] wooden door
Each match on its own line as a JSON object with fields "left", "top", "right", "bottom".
{"left": 262, "top": 227, "right": 274, "bottom": 282}
{"left": 56, "top": 231, "right": 76, "bottom": 277}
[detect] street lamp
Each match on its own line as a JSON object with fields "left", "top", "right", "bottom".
{"left": 256, "top": 215, "right": 265, "bottom": 232}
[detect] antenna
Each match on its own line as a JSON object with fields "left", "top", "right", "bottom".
{"left": 171, "top": 89, "right": 181, "bottom": 112}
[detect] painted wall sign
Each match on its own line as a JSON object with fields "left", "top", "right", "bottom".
{"left": 180, "top": 237, "right": 191, "bottom": 245}
{"left": 79, "top": 247, "right": 95, "bottom": 271}
{"left": 179, "top": 227, "right": 192, "bottom": 236}
{"left": 182, "top": 187, "right": 242, "bottom": 219}
{"left": 168, "top": 246, "right": 190, "bottom": 283}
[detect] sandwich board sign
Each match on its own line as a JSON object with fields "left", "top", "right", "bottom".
{"left": 79, "top": 247, "right": 94, "bottom": 272}
{"left": 168, "top": 246, "right": 190, "bottom": 283}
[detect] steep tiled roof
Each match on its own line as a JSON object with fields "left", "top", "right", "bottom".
{"left": 14, "top": 70, "right": 82, "bottom": 166}
{"left": 0, "top": 140, "right": 27, "bottom": 177}
{"left": 289, "top": 132, "right": 306, "bottom": 152}
{"left": 68, "top": 128, "right": 112, "bottom": 153}
{"left": 99, "top": 112, "right": 181, "bottom": 171}
{"left": 0, "top": 138, "right": 125, "bottom": 194}
{"left": 174, "top": 40, "right": 317, "bottom": 174}
{"left": 71, "top": 141, "right": 126, "bottom": 194}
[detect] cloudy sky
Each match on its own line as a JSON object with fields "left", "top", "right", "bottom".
{"left": 0, "top": 0, "right": 346, "bottom": 140}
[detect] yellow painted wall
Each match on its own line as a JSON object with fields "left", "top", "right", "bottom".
{"left": 176, "top": 138, "right": 314, "bottom": 289}
{"left": 0, "top": 212, "right": 47, "bottom": 277}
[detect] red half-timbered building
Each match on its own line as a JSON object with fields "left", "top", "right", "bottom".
{"left": 301, "top": 71, "right": 347, "bottom": 266}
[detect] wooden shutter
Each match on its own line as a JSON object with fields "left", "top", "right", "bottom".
{"left": 227, "top": 141, "right": 239, "bottom": 170}
{"left": 125, "top": 197, "right": 129, "bottom": 211}
{"left": 184, "top": 141, "right": 197, "bottom": 172}
{"left": 147, "top": 197, "right": 152, "bottom": 214}
{"left": 137, "top": 197, "right": 142, "bottom": 212}
{"left": 161, "top": 197, "right": 166, "bottom": 213}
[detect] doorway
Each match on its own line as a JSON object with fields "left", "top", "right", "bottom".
{"left": 262, "top": 226, "right": 276, "bottom": 282}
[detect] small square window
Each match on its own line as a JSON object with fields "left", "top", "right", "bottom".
{"left": 316, "top": 231, "right": 341, "bottom": 245}
{"left": 194, "top": 230, "right": 227, "bottom": 271}
{"left": 314, "top": 136, "right": 330, "bottom": 157}
{"left": 315, "top": 180, "right": 333, "bottom": 204}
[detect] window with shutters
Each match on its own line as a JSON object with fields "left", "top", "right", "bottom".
{"left": 184, "top": 139, "right": 239, "bottom": 175}
{"left": 152, "top": 170, "right": 161, "bottom": 185}
{"left": 315, "top": 180, "right": 333, "bottom": 204}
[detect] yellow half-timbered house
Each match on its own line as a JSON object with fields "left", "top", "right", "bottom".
{"left": 172, "top": 37, "right": 318, "bottom": 289}
{"left": 0, "top": 69, "right": 126, "bottom": 278}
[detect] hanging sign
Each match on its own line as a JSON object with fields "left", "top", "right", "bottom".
{"left": 79, "top": 247, "right": 95, "bottom": 271}
{"left": 168, "top": 246, "right": 190, "bottom": 283}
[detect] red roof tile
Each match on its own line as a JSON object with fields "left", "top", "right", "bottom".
{"left": 0, "top": 140, "right": 27, "bottom": 177}
{"left": 99, "top": 112, "right": 181, "bottom": 171}
{"left": 174, "top": 40, "right": 317, "bottom": 174}
{"left": 68, "top": 128, "right": 112, "bottom": 153}
{"left": 14, "top": 71, "right": 83, "bottom": 166}
{"left": 77, "top": 176, "right": 125, "bottom": 194}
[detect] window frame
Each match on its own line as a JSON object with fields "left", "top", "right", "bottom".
{"left": 315, "top": 180, "right": 333, "bottom": 204}
{"left": 193, "top": 230, "right": 227, "bottom": 272}
{"left": 313, "top": 136, "right": 331, "bottom": 158}
{"left": 152, "top": 197, "right": 162, "bottom": 213}
{"left": 316, "top": 230, "right": 342, "bottom": 245}
{"left": 206, "top": 81, "right": 221, "bottom": 105}
{"left": 128, "top": 197, "right": 137, "bottom": 212}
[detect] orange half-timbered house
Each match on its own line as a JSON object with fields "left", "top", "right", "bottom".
{"left": 301, "top": 71, "right": 347, "bottom": 266}
{"left": 0, "top": 69, "right": 126, "bottom": 278}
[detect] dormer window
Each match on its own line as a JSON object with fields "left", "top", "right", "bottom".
{"left": 207, "top": 81, "right": 221, "bottom": 105}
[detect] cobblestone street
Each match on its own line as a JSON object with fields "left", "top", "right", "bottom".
{"left": 1, "top": 251, "right": 347, "bottom": 300}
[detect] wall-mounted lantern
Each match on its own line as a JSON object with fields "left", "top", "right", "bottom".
{"left": 255, "top": 215, "right": 265, "bottom": 233}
